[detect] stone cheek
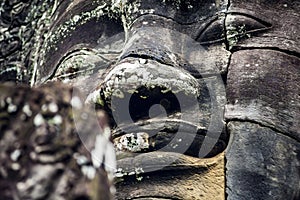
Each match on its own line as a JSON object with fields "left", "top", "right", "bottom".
{"left": 226, "top": 122, "right": 300, "bottom": 200}
{"left": 226, "top": 49, "right": 300, "bottom": 140}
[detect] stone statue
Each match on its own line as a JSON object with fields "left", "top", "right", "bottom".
{"left": 0, "top": 0, "right": 299, "bottom": 199}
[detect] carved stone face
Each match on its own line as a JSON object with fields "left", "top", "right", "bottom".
{"left": 32, "top": 0, "right": 299, "bottom": 199}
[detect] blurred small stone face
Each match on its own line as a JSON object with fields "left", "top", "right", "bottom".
{"left": 0, "top": 83, "right": 116, "bottom": 200}
{"left": 34, "top": 0, "right": 300, "bottom": 199}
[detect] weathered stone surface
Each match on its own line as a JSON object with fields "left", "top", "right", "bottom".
{"left": 1, "top": 0, "right": 300, "bottom": 199}
{"left": 0, "top": 82, "right": 114, "bottom": 200}
{"left": 226, "top": 0, "right": 300, "bottom": 53}
{"left": 226, "top": 121, "right": 300, "bottom": 200}
{"left": 225, "top": 49, "right": 300, "bottom": 140}
{"left": 224, "top": 1, "right": 300, "bottom": 200}
{"left": 0, "top": 0, "right": 57, "bottom": 83}
{"left": 116, "top": 152, "right": 225, "bottom": 200}
{"left": 37, "top": 5, "right": 124, "bottom": 83}
{"left": 121, "top": 0, "right": 228, "bottom": 30}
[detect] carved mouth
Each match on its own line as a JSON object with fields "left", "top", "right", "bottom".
{"left": 85, "top": 58, "right": 227, "bottom": 176}
{"left": 112, "top": 118, "right": 227, "bottom": 160}
{"left": 87, "top": 86, "right": 227, "bottom": 172}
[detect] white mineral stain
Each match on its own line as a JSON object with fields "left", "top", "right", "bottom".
{"left": 71, "top": 96, "right": 82, "bottom": 109}
{"left": 112, "top": 0, "right": 128, "bottom": 9}
{"left": 115, "top": 168, "right": 126, "bottom": 178}
{"left": 139, "top": 58, "right": 147, "bottom": 64}
{"left": 62, "top": 78, "right": 70, "bottom": 83}
{"left": 128, "top": 171, "right": 135, "bottom": 176}
{"left": 6, "top": 97, "right": 12, "bottom": 104}
{"left": 135, "top": 167, "right": 144, "bottom": 176}
{"left": 73, "top": 15, "right": 80, "bottom": 22}
{"left": 116, "top": 132, "right": 149, "bottom": 152}
{"left": 81, "top": 165, "right": 96, "bottom": 180}
{"left": 74, "top": 154, "right": 88, "bottom": 165}
{"left": 86, "top": 90, "right": 100, "bottom": 104}
{"left": 33, "top": 113, "right": 45, "bottom": 126}
{"left": 22, "top": 104, "right": 32, "bottom": 117}
{"left": 188, "top": 5, "right": 193, "bottom": 9}
{"left": 41, "top": 104, "right": 48, "bottom": 112}
{"left": 11, "top": 163, "right": 21, "bottom": 170}
{"left": 7, "top": 104, "right": 17, "bottom": 113}
{"left": 52, "top": 115, "right": 63, "bottom": 125}
{"left": 17, "top": 182, "right": 26, "bottom": 191}
{"left": 48, "top": 102, "right": 58, "bottom": 113}
{"left": 10, "top": 149, "right": 21, "bottom": 161}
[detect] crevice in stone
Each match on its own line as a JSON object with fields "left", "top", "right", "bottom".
{"left": 230, "top": 46, "right": 300, "bottom": 59}
{"left": 130, "top": 196, "right": 180, "bottom": 200}
{"left": 223, "top": 0, "right": 231, "bottom": 51}
{"left": 225, "top": 118, "right": 300, "bottom": 143}
{"left": 221, "top": 52, "right": 231, "bottom": 85}
{"left": 221, "top": 0, "right": 231, "bottom": 89}
{"left": 224, "top": 122, "right": 229, "bottom": 200}
{"left": 223, "top": 1, "right": 230, "bottom": 198}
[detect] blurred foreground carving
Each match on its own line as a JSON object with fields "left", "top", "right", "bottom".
{"left": 0, "top": 82, "right": 114, "bottom": 200}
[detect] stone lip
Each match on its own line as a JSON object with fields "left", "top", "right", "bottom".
{"left": 116, "top": 151, "right": 223, "bottom": 175}
{"left": 112, "top": 118, "right": 205, "bottom": 139}
{"left": 113, "top": 117, "right": 228, "bottom": 168}
{"left": 100, "top": 58, "right": 201, "bottom": 100}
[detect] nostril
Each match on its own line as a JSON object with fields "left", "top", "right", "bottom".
{"left": 129, "top": 86, "right": 181, "bottom": 122}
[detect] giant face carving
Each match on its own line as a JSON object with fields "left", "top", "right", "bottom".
{"left": 1, "top": 0, "right": 299, "bottom": 199}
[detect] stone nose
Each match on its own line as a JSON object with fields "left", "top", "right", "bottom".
{"left": 85, "top": 25, "right": 227, "bottom": 159}
{"left": 86, "top": 24, "right": 210, "bottom": 127}
{"left": 101, "top": 21, "right": 202, "bottom": 101}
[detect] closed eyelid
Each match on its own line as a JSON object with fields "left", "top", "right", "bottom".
{"left": 225, "top": 13, "right": 272, "bottom": 33}
{"left": 197, "top": 17, "right": 225, "bottom": 45}
{"left": 49, "top": 49, "right": 117, "bottom": 82}
{"left": 197, "top": 13, "right": 272, "bottom": 45}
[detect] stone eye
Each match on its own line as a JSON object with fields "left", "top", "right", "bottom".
{"left": 225, "top": 14, "right": 272, "bottom": 46}
{"left": 197, "top": 18, "right": 225, "bottom": 45}
{"left": 51, "top": 49, "right": 103, "bottom": 82}
{"left": 198, "top": 14, "right": 272, "bottom": 45}
{"left": 48, "top": 48, "right": 117, "bottom": 95}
